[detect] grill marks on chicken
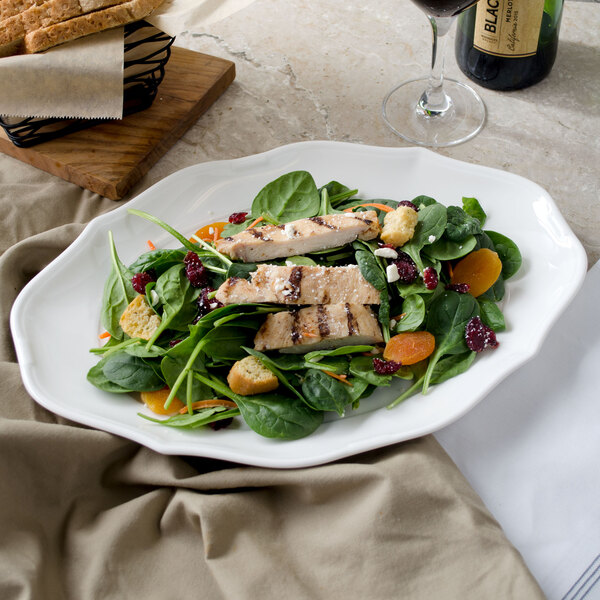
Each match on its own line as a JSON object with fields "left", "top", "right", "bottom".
{"left": 254, "top": 303, "right": 384, "bottom": 353}
{"left": 215, "top": 265, "right": 381, "bottom": 306}
{"left": 215, "top": 211, "right": 381, "bottom": 262}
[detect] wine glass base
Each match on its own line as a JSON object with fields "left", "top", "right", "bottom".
{"left": 382, "top": 77, "right": 486, "bottom": 147}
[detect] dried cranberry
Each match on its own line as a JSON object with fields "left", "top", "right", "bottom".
{"left": 398, "top": 200, "right": 418, "bottom": 211}
{"left": 184, "top": 252, "right": 208, "bottom": 288}
{"left": 168, "top": 339, "right": 182, "bottom": 348}
{"left": 465, "top": 316, "right": 499, "bottom": 352}
{"left": 196, "top": 287, "right": 223, "bottom": 319}
{"left": 210, "top": 417, "right": 234, "bottom": 430}
{"left": 446, "top": 283, "right": 470, "bottom": 294}
{"left": 131, "top": 271, "right": 156, "bottom": 294}
{"left": 394, "top": 258, "right": 419, "bottom": 284}
{"left": 422, "top": 267, "right": 438, "bottom": 290}
{"left": 373, "top": 358, "right": 402, "bottom": 375}
{"left": 228, "top": 212, "right": 248, "bottom": 224}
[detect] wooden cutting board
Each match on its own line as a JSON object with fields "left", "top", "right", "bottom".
{"left": 0, "top": 47, "right": 235, "bottom": 200}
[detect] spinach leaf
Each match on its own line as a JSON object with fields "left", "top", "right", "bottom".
{"left": 319, "top": 181, "right": 358, "bottom": 207}
{"left": 445, "top": 206, "right": 482, "bottom": 242}
{"left": 124, "top": 343, "right": 166, "bottom": 358}
{"left": 301, "top": 369, "right": 350, "bottom": 415}
{"left": 303, "top": 356, "right": 350, "bottom": 375}
{"left": 318, "top": 187, "right": 339, "bottom": 216}
{"left": 485, "top": 231, "right": 522, "bottom": 280}
{"left": 285, "top": 255, "right": 319, "bottom": 266}
{"left": 147, "top": 264, "right": 200, "bottom": 345}
{"left": 423, "top": 234, "right": 477, "bottom": 261}
{"left": 140, "top": 407, "right": 240, "bottom": 429}
{"left": 222, "top": 219, "right": 252, "bottom": 237}
{"left": 395, "top": 294, "right": 426, "bottom": 332}
{"left": 479, "top": 275, "right": 505, "bottom": 302}
{"left": 102, "top": 352, "right": 165, "bottom": 392}
{"left": 478, "top": 298, "right": 506, "bottom": 332}
{"left": 411, "top": 195, "right": 437, "bottom": 209}
{"left": 127, "top": 209, "right": 200, "bottom": 254}
{"left": 429, "top": 351, "right": 477, "bottom": 385}
{"left": 128, "top": 248, "right": 187, "bottom": 277}
{"left": 201, "top": 324, "right": 259, "bottom": 361}
{"left": 462, "top": 196, "right": 487, "bottom": 226}
{"left": 242, "top": 347, "right": 307, "bottom": 404}
{"left": 349, "top": 356, "right": 392, "bottom": 387}
{"left": 251, "top": 171, "right": 320, "bottom": 223}
{"left": 195, "top": 373, "right": 323, "bottom": 440}
{"left": 400, "top": 203, "right": 447, "bottom": 271}
{"left": 161, "top": 355, "right": 213, "bottom": 408}
{"left": 353, "top": 242, "right": 390, "bottom": 329}
{"left": 101, "top": 232, "right": 136, "bottom": 340}
{"left": 304, "top": 345, "right": 374, "bottom": 362}
{"left": 226, "top": 262, "right": 258, "bottom": 280}
{"left": 87, "top": 357, "right": 133, "bottom": 393}
{"left": 423, "top": 291, "right": 479, "bottom": 392}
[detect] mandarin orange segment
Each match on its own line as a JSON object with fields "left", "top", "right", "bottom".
{"left": 140, "top": 388, "right": 185, "bottom": 415}
{"left": 383, "top": 331, "right": 436, "bottom": 365}
{"left": 450, "top": 248, "right": 502, "bottom": 297}
{"left": 191, "top": 221, "right": 228, "bottom": 242}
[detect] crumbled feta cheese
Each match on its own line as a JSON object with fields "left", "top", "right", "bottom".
{"left": 374, "top": 247, "right": 399, "bottom": 259}
{"left": 285, "top": 260, "right": 294, "bottom": 266}
{"left": 386, "top": 263, "right": 400, "bottom": 283}
{"left": 389, "top": 319, "right": 397, "bottom": 328}
{"left": 284, "top": 223, "right": 296, "bottom": 238}
{"left": 428, "top": 235, "right": 436, "bottom": 243}
{"left": 209, "top": 302, "right": 218, "bottom": 309}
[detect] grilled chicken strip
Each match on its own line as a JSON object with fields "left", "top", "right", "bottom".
{"left": 254, "top": 303, "right": 384, "bottom": 353}
{"left": 215, "top": 264, "right": 381, "bottom": 306}
{"left": 215, "top": 211, "right": 381, "bottom": 262}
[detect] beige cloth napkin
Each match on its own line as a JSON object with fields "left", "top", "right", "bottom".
{"left": 0, "top": 160, "right": 545, "bottom": 599}
{"left": 0, "top": 0, "right": 255, "bottom": 120}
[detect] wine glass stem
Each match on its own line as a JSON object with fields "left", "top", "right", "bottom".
{"left": 418, "top": 15, "right": 455, "bottom": 117}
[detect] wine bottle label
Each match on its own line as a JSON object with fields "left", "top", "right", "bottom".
{"left": 473, "top": 0, "right": 545, "bottom": 58}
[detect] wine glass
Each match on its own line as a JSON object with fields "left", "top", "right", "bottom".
{"left": 382, "top": 0, "right": 486, "bottom": 147}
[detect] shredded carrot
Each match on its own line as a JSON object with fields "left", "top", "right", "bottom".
{"left": 179, "top": 399, "right": 238, "bottom": 414}
{"left": 246, "top": 216, "right": 264, "bottom": 229}
{"left": 147, "top": 240, "right": 156, "bottom": 251}
{"left": 447, "top": 262, "right": 454, "bottom": 279}
{"left": 391, "top": 313, "right": 407, "bottom": 321}
{"left": 343, "top": 203, "right": 395, "bottom": 213}
{"left": 99, "top": 331, "right": 111, "bottom": 340}
{"left": 323, "top": 370, "right": 353, "bottom": 386}
{"left": 190, "top": 222, "right": 227, "bottom": 242}
{"left": 301, "top": 331, "right": 319, "bottom": 338}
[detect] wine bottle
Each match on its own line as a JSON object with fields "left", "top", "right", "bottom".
{"left": 454, "top": 0, "right": 564, "bottom": 90}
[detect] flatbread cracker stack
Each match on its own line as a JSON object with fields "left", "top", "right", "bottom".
{"left": 0, "top": 0, "right": 164, "bottom": 54}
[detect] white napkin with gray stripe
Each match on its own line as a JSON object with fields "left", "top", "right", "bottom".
{"left": 436, "top": 259, "right": 600, "bottom": 600}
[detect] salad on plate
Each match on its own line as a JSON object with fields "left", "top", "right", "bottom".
{"left": 87, "top": 170, "right": 522, "bottom": 441}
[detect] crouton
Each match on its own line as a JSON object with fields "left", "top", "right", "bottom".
{"left": 119, "top": 294, "right": 161, "bottom": 340}
{"left": 380, "top": 206, "right": 419, "bottom": 247}
{"left": 227, "top": 355, "right": 279, "bottom": 396}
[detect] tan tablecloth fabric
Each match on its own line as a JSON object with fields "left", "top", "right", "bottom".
{"left": 0, "top": 157, "right": 545, "bottom": 600}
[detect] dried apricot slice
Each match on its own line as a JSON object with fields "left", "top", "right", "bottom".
{"left": 450, "top": 248, "right": 502, "bottom": 297}
{"left": 140, "top": 388, "right": 185, "bottom": 416}
{"left": 190, "top": 221, "right": 228, "bottom": 242}
{"left": 383, "top": 331, "right": 436, "bottom": 365}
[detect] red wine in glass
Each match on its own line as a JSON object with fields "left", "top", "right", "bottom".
{"left": 382, "top": 0, "right": 485, "bottom": 146}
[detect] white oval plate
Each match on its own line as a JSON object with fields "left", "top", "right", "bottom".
{"left": 10, "top": 142, "right": 587, "bottom": 468}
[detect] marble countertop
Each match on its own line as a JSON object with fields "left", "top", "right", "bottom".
{"left": 134, "top": 0, "right": 599, "bottom": 267}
